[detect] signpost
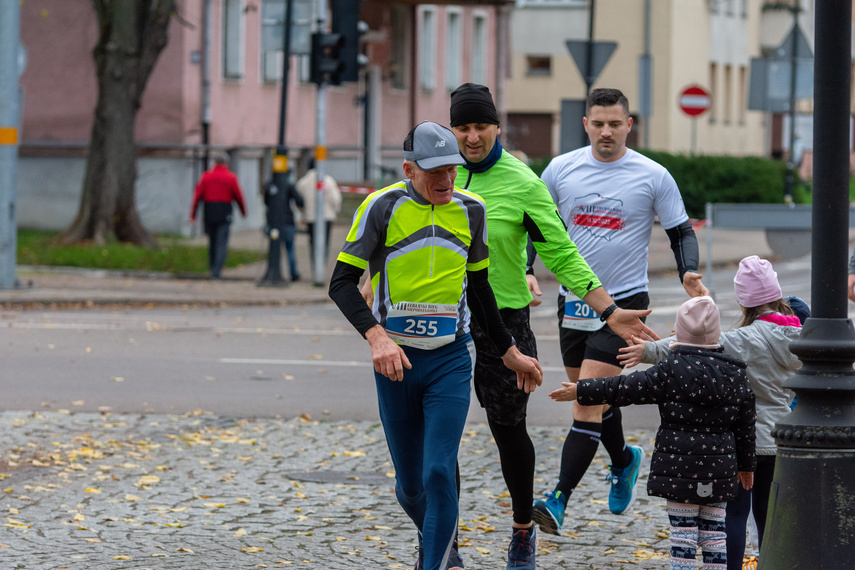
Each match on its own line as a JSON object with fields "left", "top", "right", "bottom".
{"left": 678, "top": 84, "right": 711, "bottom": 153}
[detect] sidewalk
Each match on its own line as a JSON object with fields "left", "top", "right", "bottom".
{"left": 0, "top": 410, "right": 670, "bottom": 569}
{"left": 2, "top": 223, "right": 777, "bottom": 308}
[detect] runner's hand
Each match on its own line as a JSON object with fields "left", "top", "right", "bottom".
{"left": 607, "top": 308, "right": 659, "bottom": 345}
{"left": 549, "top": 381, "right": 578, "bottom": 402}
{"left": 617, "top": 336, "right": 646, "bottom": 368}
{"left": 738, "top": 471, "right": 754, "bottom": 491}
{"left": 526, "top": 274, "right": 543, "bottom": 307}
{"left": 365, "top": 326, "right": 411, "bottom": 381}
{"left": 501, "top": 346, "right": 543, "bottom": 393}
{"left": 682, "top": 271, "right": 709, "bottom": 297}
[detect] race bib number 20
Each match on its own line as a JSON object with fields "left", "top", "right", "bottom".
{"left": 385, "top": 302, "right": 458, "bottom": 350}
{"left": 561, "top": 290, "right": 606, "bottom": 332}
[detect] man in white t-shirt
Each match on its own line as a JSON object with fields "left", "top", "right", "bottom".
{"left": 532, "top": 88, "right": 709, "bottom": 535}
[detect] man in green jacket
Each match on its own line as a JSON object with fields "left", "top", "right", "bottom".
{"left": 448, "top": 82, "right": 657, "bottom": 569}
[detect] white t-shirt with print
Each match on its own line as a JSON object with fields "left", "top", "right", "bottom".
{"left": 541, "top": 146, "right": 688, "bottom": 299}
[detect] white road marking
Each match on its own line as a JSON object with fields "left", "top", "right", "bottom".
{"left": 219, "top": 357, "right": 568, "bottom": 373}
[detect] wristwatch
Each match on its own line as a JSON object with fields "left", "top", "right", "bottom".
{"left": 599, "top": 303, "right": 618, "bottom": 322}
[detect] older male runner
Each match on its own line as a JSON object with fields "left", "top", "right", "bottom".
{"left": 330, "top": 121, "right": 542, "bottom": 570}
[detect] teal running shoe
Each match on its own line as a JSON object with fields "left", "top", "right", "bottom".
{"left": 606, "top": 445, "right": 643, "bottom": 515}
{"left": 532, "top": 490, "right": 566, "bottom": 535}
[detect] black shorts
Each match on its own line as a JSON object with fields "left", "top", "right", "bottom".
{"left": 558, "top": 291, "right": 649, "bottom": 368}
{"left": 470, "top": 306, "right": 537, "bottom": 427}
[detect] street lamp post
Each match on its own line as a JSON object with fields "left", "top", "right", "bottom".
{"left": 759, "top": 1, "right": 855, "bottom": 568}
{"left": 259, "top": 0, "right": 295, "bottom": 287}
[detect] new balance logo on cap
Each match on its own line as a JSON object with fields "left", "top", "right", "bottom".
{"left": 403, "top": 121, "right": 465, "bottom": 171}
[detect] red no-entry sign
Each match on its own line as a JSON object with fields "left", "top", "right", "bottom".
{"left": 679, "top": 85, "right": 712, "bottom": 117}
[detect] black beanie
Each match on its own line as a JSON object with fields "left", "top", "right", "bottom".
{"left": 450, "top": 83, "right": 499, "bottom": 127}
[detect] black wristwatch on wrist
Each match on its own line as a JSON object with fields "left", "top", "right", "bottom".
{"left": 599, "top": 303, "right": 618, "bottom": 322}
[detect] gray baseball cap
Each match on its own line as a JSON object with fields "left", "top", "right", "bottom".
{"left": 403, "top": 121, "right": 465, "bottom": 171}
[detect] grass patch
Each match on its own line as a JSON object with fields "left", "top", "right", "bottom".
{"left": 16, "top": 229, "right": 265, "bottom": 275}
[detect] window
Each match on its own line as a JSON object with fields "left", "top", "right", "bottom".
{"left": 261, "top": 0, "right": 285, "bottom": 82}
{"left": 526, "top": 55, "right": 551, "bottom": 76}
{"left": 296, "top": 54, "right": 311, "bottom": 84}
{"left": 471, "top": 12, "right": 487, "bottom": 85}
{"left": 390, "top": 4, "right": 409, "bottom": 90}
{"left": 709, "top": 63, "right": 718, "bottom": 123}
{"left": 515, "top": 0, "right": 586, "bottom": 7}
{"left": 446, "top": 9, "right": 463, "bottom": 90}
{"left": 739, "top": 65, "right": 747, "bottom": 124}
{"left": 260, "top": 0, "right": 314, "bottom": 83}
{"left": 419, "top": 7, "right": 437, "bottom": 91}
{"left": 724, "top": 64, "right": 733, "bottom": 124}
{"left": 223, "top": 0, "right": 244, "bottom": 80}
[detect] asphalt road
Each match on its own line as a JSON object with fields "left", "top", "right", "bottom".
{"left": 0, "top": 255, "right": 817, "bottom": 429}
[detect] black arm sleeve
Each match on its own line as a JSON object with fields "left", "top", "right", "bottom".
{"left": 328, "top": 260, "right": 379, "bottom": 337}
{"left": 665, "top": 221, "right": 700, "bottom": 283}
{"left": 525, "top": 236, "right": 537, "bottom": 275}
{"left": 467, "top": 268, "right": 515, "bottom": 355}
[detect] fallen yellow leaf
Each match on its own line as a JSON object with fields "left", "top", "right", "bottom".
{"left": 84, "top": 488, "right": 101, "bottom": 494}
{"left": 137, "top": 474, "right": 160, "bottom": 485}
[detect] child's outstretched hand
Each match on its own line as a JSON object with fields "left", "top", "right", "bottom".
{"left": 549, "top": 381, "right": 578, "bottom": 402}
{"left": 738, "top": 471, "right": 754, "bottom": 491}
{"left": 617, "top": 335, "right": 646, "bottom": 368}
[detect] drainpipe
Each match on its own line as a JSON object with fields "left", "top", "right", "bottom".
{"left": 201, "top": 0, "right": 212, "bottom": 170}
{"left": 495, "top": 2, "right": 511, "bottom": 130}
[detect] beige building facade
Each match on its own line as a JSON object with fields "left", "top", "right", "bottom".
{"left": 503, "top": 0, "right": 816, "bottom": 159}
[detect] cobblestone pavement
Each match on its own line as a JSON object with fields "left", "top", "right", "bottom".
{"left": 0, "top": 411, "right": 672, "bottom": 569}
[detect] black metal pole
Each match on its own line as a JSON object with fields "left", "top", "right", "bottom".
{"left": 784, "top": 0, "right": 800, "bottom": 203}
{"left": 759, "top": 1, "right": 855, "bottom": 568}
{"left": 581, "top": 0, "right": 595, "bottom": 145}
{"left": 585, "top": 0, "right": 595, "bottom": 96}
{"left": 259, "top": 0, "right": 294, "bottom": 287}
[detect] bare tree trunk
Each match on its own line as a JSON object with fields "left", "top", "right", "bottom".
{"left": 60, "top": 0, "right": 172, "bottom": 247}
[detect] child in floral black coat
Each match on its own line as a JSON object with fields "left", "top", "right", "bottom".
{"left": 551, "top": 296, "right": 755, "bottom": 570}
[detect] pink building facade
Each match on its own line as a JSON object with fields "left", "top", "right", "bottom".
{"left": 16, "top": 0, "right": 510, "bottom": 233}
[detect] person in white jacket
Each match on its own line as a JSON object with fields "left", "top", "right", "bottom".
{"left": 296, "top": 161, "right": 342, "bottom": 274}
{"left": 618, "top": 256, "right": 804, "bottom": 570}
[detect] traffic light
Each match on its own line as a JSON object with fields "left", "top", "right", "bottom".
{"left": 310, "top": 32, "right": 345, "bottom": 85}
{"left": 331, "top": 0, "right": 365, "bottom": 83}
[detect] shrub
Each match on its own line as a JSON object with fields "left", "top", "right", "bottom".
{"left": 636, "top": 150, "right": 790, "bottom": 219}
{"left": 527, "top": 149, "right": 809, "bottom": 220}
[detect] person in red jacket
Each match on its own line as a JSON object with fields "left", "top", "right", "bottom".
{"left": 190, "top": 154, "right": 247, "bottom": 279}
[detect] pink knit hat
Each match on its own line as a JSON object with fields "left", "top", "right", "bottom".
{"left": 670, "top": 296, "right": 721, "bottom": 349}
{"left": 733, "top": 256, "right": 782, "bottom": 308}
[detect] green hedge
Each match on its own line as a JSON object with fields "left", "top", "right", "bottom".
{"left": 529, "top": 151, "right": 793, "bottom": 220}
{"left": 637, "top": 150, "right": 790, "bottom": 219}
